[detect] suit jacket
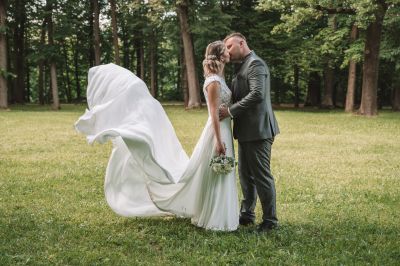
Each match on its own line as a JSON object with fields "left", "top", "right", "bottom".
{"left": 229, "top": 51, "right": 280, "bottom": 142}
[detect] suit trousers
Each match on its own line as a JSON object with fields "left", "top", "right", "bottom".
{"left": 238, "top": 138, "right": 278, "bottom": 225}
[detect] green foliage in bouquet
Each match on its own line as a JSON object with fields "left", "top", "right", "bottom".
{"left": 209, "top": 155, "right": 236, "bottom": 175}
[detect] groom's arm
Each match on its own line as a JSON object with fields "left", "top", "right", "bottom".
{"left": 229, "top": 60, "right": 267, "bottom": 118}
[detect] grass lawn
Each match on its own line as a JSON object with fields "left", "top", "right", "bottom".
{"left": 1, "top": 104, "right": 399, "bottom": 265}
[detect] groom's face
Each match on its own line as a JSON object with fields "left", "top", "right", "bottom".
{"left": 225, "top": 37, "right": 243, "bottom": 63}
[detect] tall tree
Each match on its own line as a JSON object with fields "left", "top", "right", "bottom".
{"left": 358, "top": 2, "right": 388, "bottom": 116}
{"left": 109, "top": 0, "right": 120, "bottom": 65}
{"left": 180, "top": 39, "right": 189, "bottom": 107}
{"left": 62, "top": 40, "right": 72, "bottom": 102}
{"left": 321, "top": 15, "right": 337, "bottom": 108}
{"left": 73, "top": 38, "right": 82, "bottom": 101}
{"left": 345, "top": 24, "right": 358, "bottom": 113}
{"left": 37, "top": 18, "right": 46, "bottom": 105}
{"left": 149, "top": 29, "right": 157, "bottom": 97}
{"left": 13, "top": 0, "right": 26, "bottom": 103}
{"left": 45, "top": 0, "right": 59, "bottom": 110}
{"left": 93, "top": 0, "right": 101, "bottom": 65}
{"left": 177, "top": 0, "right": 201, "bottom": 108}
{"left": 0, "top": 0, "right": 8, "bottom": 108}
{"left": 88, "top": 0, "right": 94, "bottom": 67}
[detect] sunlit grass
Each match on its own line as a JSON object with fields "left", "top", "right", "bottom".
{"left": 1, "top": 104, "right": 399, "bottom": 264}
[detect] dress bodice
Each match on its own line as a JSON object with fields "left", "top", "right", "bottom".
{"left": 202, "top": 75, "right": 232, "bottom": 108}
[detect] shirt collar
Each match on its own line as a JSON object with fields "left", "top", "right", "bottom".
{"left": 243, "top": 50, "right": 253, "bottom": 61}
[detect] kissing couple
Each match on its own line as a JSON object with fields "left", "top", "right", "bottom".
{"left": 75, "top": 32, "right": 280, "bottom": 232}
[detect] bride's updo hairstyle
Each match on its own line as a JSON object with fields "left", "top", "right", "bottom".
{"left": 203, "top": 40, "right": 226, "bottom": 77}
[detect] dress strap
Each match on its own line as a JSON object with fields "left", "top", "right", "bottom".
{"left": 203, "top": 75, "right": 222, "bottom": 91}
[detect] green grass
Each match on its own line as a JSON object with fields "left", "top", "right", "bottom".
{"left": 1, "top": 104, "right": 399, "bottom": 265}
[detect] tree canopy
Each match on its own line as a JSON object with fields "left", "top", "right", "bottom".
{"left": 1, "top": 0, "right": 399, "bottom": 115}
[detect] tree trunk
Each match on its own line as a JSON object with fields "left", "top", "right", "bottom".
{"left": 38, "top": 63, "right": 44, "bottom": 104}
{"left": 149, "top": 30, "right": 157, "bottom": 98}
{"left": 109, "top": 0, "right": 120, "bottom": 65}
{"left": 134, "top": 37, "right": 143, "bottom": 79}
{"left": 140, "top": 44, "right": 145, "bottom": 80}
{"left": 321, "top": 14, "right": 336, "bottom": 109}
{"left": 62, "top": 41, "right": 72, "bottom": 103}
{"left": 88, "top": 0, "right": 94, "bottom": 67}
{"left": 345, "top": 25, "right": 358, "bottom": 112}
{"left": 392, "top": 78, "right": 400, "bottom": 111}
{"left": 0, "top": 0, "right": 8, "bottom": 109}
{"left": 38, "top": 19, "right": 46, "bottom": 105}
{"left": 321, "top": 65, "right": 335, "bottom": 108}
{"left": 46, "top": 0, "right": 59, "bottom": 110}
{"left": 25, "top": 59, "right": 29, "bottom": 102}
{"left": 121, "top": 22, "right": 130, "bottom": 69}
{"left": 305, "top": 72, "right": 321, "bottom": 107}
{"left": 180, "top": 41, "right": 189, "bottom": 107}
{"left": 177, "top": 0, "right": 201, "bottom": 108}
{"left": 93, "top": 0, "right": 101, "bottom": 66}
{"left": 13, "top": 0, "right": 26, "bottom": 103}
{"left": 74, "top": 41, "right": 81, "bottom": 101}
{"left": 293, "top": 64, "right": 299, "bottom": 108}
{"left": 50, "top": 63, "right": 59, "bottom": 109}
{"left": 358, "top": 7, "right": 386, "bottom": 116}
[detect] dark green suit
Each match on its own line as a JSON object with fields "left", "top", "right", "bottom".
{"left": 229, "top": 51, "right": 279, "bottom": 225}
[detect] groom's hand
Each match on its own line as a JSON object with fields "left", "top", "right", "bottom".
{"left": 219, "top": 106, "right": 230, "bottom": 121}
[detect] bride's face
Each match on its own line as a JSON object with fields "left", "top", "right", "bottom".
{"left": 221, "top": 48, "right": 230, "bottom": 64}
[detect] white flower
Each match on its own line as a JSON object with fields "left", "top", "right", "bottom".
{"left": 210, "top": 155, "right": 236, "bottom": 175}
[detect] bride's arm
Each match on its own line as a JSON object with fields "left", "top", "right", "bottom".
{"left": 206, "top": 81, "right": 226, "bottom": 156}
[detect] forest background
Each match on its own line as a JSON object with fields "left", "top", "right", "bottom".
{"left": 1, "top": 0, "right": 400, "bottom": 116}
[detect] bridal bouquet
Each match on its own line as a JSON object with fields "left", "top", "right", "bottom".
{"left": 209, "top": 155, "right": 236, "bottom": 175}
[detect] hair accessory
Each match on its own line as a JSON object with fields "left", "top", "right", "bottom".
{"left": 206, "top": 55, "right": 218, "bottom": 60}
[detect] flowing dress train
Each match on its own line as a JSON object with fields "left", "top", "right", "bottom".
{"left": 75, "top": 63, "right": 239, "bottom": 231}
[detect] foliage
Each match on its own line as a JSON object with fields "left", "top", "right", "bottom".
{"left": 257, "top": 0, "right": 400, "bottom": 106}
{"left": 380, "top": 3, "right": 400, "bottom": 71}
{"left": 0, "top": 68, "right": 17, "bottom": 79}
{"left": 3, "top": 0, "right": 400, "bottom": 105}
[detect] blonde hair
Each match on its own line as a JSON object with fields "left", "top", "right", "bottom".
{"left": 202, "top": 40, "right": 225, "bottom": 77}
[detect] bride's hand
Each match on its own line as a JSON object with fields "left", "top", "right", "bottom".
{"left": 216, "top": 142, "right": 226, "bottom": 156}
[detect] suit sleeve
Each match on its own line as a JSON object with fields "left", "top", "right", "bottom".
{"left": 229, "top": 60, "right": 267, "bottom": 118}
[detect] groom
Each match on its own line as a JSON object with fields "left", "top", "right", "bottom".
{"left": 220, "top": 32, "right": 280, "bottom": 232}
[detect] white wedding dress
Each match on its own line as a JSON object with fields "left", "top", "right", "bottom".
{"left": 75, "top": 63, "right": 239, "bottom": 231}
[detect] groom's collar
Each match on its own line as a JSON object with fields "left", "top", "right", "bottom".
{"left": 243, "top": 50, "right": 253, "bottom": 62}
{"left": 234, "top": 51, "right": 254, "bottom": 72}
{"left": 236, "top": 51, "right": 254, "bottom": 65}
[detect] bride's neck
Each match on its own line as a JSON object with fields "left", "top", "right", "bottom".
{"left": 218, "top": 65, "right": 225, "bottom": 77}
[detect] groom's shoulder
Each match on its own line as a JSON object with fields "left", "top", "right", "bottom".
{"left": 247, "top": 53, "right": 268, "bottom": 72}
{"left": 250, "top": 52, "right": 267, "bottom": 65}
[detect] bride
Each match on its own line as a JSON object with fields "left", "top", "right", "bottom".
{"left": 75, "top": 41, "right": 239, "bottom": 231}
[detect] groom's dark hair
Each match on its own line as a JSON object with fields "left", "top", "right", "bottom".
{"left": 224, "top": 32, "right": 246, "bottom": 42}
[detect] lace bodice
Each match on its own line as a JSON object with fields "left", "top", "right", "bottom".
{"left": 202, "top": 75, "right": 232, "bottom": 108}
